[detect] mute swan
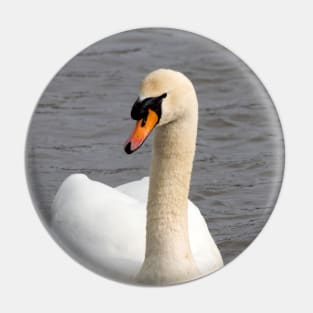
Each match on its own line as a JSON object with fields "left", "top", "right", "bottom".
{"left": 51, "top": 69, "right": 224, "bottom": 285}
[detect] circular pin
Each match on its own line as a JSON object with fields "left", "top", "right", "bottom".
{"left": 26, "top": 28, "right": 284, "bottom": 286}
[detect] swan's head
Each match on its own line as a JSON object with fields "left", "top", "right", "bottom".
{"left": 124, "top": 69, "right": 197, "bottom": 154}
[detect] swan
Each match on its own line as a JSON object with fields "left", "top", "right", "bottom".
{"left": 51, "top": 69, "right": 224, "bottom": 285}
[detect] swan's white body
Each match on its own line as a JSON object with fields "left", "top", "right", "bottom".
{"left": 51, "top": 174, "right": 223, "bottom": 284}
{"left": 51, "top": 69, "right": 223, "bottom": 285}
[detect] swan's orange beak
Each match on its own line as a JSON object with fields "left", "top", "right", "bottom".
{"left": 124, "top": 109, "right": 159, "bottom": 154}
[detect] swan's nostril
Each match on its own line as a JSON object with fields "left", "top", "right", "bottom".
{"left": 141, "top": 114, "right": 148, "bottom": 127}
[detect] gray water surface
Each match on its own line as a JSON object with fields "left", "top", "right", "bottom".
{"left": 26, "top": 28, "right": 284, "bottom": 264}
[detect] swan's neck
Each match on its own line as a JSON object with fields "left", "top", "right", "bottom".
{"left": 137, "top": 111, "right": 200, "bottom": 285}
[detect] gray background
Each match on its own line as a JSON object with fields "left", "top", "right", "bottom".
{"left": 26, "top": 28, "right": 284, "bottom": 264}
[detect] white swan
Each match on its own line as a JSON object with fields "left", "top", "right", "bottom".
{"left": 51, "top": 69, "right": 223, "bottom": 285}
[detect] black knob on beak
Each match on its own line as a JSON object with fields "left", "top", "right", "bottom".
{"left": 131, "top": 98, "right": 144, "bottom": 120}
{"left": 130, "top": 93, "right": 167, "bottom": 121}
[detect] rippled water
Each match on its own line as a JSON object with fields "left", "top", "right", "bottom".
{"left": 26, "top": 28, "right": 284, "bottom": 264}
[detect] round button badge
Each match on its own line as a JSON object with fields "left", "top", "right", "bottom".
{"left": 26, "top": 28, "right": 284, "bottom": 286}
